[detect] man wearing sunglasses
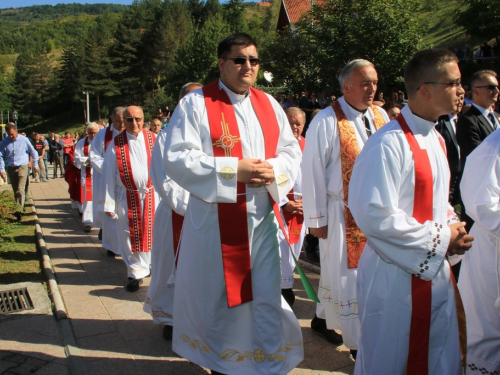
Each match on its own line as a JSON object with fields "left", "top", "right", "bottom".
{"left": 90, "top": 107, "right": 126, "bottom": 257}
{"left": 457, "top": 69, "right": 500, "bottom": 231}
{"left": 164, "top": 33, "right": 303, "bottom": 375}
{"left": 100, "top": 106, "right": 158, "bottom": 292}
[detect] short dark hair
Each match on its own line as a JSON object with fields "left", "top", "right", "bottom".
{"left": 5, "top": 123, "right": 17, "bottom": 132}
{"left": 382, "top": 102, "right": 403, "bottom": 112}
{"left": 404, "top": 48, "right": 458, "bottom": 96}
{"left": 471, "top": 69, "right": 497, "bottom": 88}
{"left": 218, "top": 33, "right": 258, "bottom": 59}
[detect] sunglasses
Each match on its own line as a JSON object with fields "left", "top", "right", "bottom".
{"left": 476, "top": 84, "right": 499, "bottom": 91}
{"left": 225, "top": 57, "right": 260, "bottom": 66}
{"left": 125, "top": 117, "right": 143, "bottom": 123}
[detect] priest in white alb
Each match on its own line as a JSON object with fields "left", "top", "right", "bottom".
{"left": 73, "top": 122, "right": 99, "bottom": 232}
{"left": 348, "top": 49, "right": 473, "bottom": 375}
{"left": 89, "top": 107, "right": 125, "bottom": 257}
{"left": 164, "top": 33, "right": 303, "bottom": 375}
{"left": 143, "top": 82, "right": 201, "bottom": 341}
{"left": 278, "top": 107, "right": 307, "bottom": 308}
{"left": 459, "top": 129, "right": 500, "bottom": 374}
{"left": 301, "top": 59, "right": 389, "bottom": 356}
{"left": 101, "top": 106, "right": 158, "bottom": 292}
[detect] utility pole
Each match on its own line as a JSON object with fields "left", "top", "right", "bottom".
{"left": 86, "top": 91, "right": 90, "bottom": 124}
{"left": 83, "top": 91, "right": 90, "bottom": 124}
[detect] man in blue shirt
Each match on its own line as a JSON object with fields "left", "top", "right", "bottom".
{"left": 0, "top": 123, "right": 39, "bottom": 218}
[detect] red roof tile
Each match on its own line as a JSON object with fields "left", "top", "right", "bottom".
{"left": 282, "top": 0, "right": 325, "bottom": 24}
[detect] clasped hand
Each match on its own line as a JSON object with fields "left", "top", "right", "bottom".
{"left": 237, "top": 159, "right": 275, "bottom": 188}
{"left": 284, "top": 199, "right": 303, "bottom": 215}
{"left": 447, "top": 221, "right": 473, "bottom": 256}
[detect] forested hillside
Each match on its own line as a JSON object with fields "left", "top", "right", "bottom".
{"left": 0, "top": 0, "right": 497, "bottom": 133}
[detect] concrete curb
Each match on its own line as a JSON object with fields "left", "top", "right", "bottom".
{"left": 32, "top": 203, "right": 67, "bottom": 321}
{"left": 298, "top": 258, "right": 320, "bottom": 275}
{"left": 30, "top": 192, "right": 89, "bottom": 375}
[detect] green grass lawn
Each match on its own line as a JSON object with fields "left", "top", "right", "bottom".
{"left": 0, "top": 190, "right": 44, "bottom": 285}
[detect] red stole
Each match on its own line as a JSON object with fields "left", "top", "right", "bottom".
{"left": 115, "top": 129, "right": 156, "bottom": 252}
{"left": 332, "top": 100, "right": 386, "bottom": 268}
{"left": 397, "top": 114, "right": 466, "bottom": 374}
{"left": 282, "top": 136, "right": 305, "bottom": 244}
{"left": 104, "top": 126, "right": 114, "bottom": 151}
{"left": 397, "top": 115, "right": 433, "bottom": 374}
{"left": 65, "top": 147, "right": 83, "bottom": 204}
{"left": 83, "top": 137, "right": 92, "bottom": 202}
{"left": 203, "top": 80, "right": 279, "bottom": 308}
{"left": 172, "top": 211, "right": 184, "bottom": 267}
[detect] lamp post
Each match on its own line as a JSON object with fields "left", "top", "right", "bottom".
{"left": 12, "top": 110, "right": 18, "bottom": 127}
{"left": 83, "top": 91, "right": 90, "bottom": 124}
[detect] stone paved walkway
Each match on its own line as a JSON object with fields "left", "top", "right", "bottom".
{"left": 7, "top": 163, "right": 355, "bottom": 374}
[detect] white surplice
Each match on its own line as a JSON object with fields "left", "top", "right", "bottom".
{"left": 74, "top": 137, "right": 93, "bottom": 226}
{"left": 459, "top": 129, "right": 500, "bottom": 374}
{"left": 143, "top": 129, "right": 189, "bottom": 326}
{"left": 90, "top": 125, "right": 121, "bottom": 254}
{"left": 278, "top": 137, "right": 305, "bottom": 289}
{"left": 349, "top": 105, "right": 461, "bottom": 374}
{"left": 301, "top": 97, "right": 389, "bottom": 350}
{"left": 164, "top": 80, "right": 304, "bottom": 375}
{"left": 101, "top": 131, "right": 159, "bottom": 279}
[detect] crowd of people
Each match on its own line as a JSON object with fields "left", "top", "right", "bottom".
{"left": 1, "top": 32, "right": 499, "bottom": 375}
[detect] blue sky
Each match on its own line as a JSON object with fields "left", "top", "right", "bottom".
{"left": 0, "top": 0, "right": 135, "bottom": 8}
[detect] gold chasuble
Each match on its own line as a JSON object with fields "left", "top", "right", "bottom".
{"left": 331, "top": 101, "right": 386, "bottom": 269}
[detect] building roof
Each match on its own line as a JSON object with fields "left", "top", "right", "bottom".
{"left": 277, "top": 0, "right": 325, "bottom": 30}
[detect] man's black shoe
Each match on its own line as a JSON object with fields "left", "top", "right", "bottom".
{"left": 311, "top": 315, "right": 343, "bottom": 345}
{"left": 305, "top": 251, "right": 320, "bottom": 263}
{"left": 98, "top": 228, "right": 102, "bottom": 240}
{"left": 163, "top": 325, "right": 173, "bottom": 340}
{"left": 350, "top": 349, "right": 357, "bottom": 360}
{"left": 15, "top": 212, "right": 22, "bottom": 222}
{"left": 106, "top": 250, "right": 116, "bottom": 258}
{"left": 126, "top": 277, "right": 143, "bottom": 292}
{"left": 281, "top": 288, "right": 295, "bottom": 308}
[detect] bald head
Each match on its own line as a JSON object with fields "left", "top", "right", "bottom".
{"left": 124, "top": 106, "right": 144, "bottom": 136}
{"left": 285, "top": 107, "right": 305, "bottom": 139}
{"left": 179, "top": 82, "right": 203, "bottom": 101}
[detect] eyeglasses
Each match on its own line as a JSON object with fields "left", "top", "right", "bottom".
{"left": 224, "top": 57, "right": 260, "bottom": 66}
{"left": 475, "top": 84, "right": 499, "bottom": 91}
{"left": 125, "top": 117, "right": 143, "bottom": 123}
{"left": 417, "top": 80, "right": 462, "bottom": 90}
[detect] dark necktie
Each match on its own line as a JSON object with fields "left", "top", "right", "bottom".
{"left": 363, "top": 115, "right": 372, "bottom": 138}
{"left": 488, "top": 112, "right": 498, "bottom": 130}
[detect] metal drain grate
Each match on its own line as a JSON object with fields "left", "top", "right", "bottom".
{"left": 0, "top": 288, "right": 34, "bottom": 314}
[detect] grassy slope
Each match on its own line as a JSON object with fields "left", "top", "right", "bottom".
{"left": 420, "top": 0, "right": 466, "bottom": 48}
{"left": 0, "top": 191, "right": 43, "bottom": 285}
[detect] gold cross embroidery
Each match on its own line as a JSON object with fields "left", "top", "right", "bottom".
{"left": 212, "top": 113, "right": 241, "bottom": 157}
{"left": 348, "top": 228, "right": 365, "bottom": 243}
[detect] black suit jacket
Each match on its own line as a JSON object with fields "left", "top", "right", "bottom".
{"left": 436, "top": 115, "right": 460, "bottom": 205}
{"left": 456, "top": 105, "right": 498, "bottom": 167}
{"left": 456, "top": 105, "right": 499, "bottom": 230}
